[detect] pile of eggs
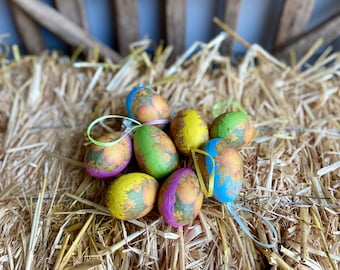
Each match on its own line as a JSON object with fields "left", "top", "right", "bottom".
{"left": 84, "top": 86, "right": 255, "bottom": 227}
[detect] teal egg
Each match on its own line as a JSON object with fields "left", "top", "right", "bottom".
{"left": 134, "top": 125, "right": 179, "bottom": 179}
{"left": 200, "top": 138, "right": 243, "bottom": 203}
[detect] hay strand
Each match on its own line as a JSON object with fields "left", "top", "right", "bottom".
{"left": 58, "top": 214, "right": 94, "bottom": 269}
{"left": 25, "top": 162, "right": 48, "bottom": 270}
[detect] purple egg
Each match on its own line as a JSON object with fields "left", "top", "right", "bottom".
{"left": 157, "top": 168, "right": 203, "bottom": 227}
{"left": 84, "top": 132, "right": 132, "bottom": 178}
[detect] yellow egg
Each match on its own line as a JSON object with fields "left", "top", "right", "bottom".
{"left": 170, "top": 109, "right": 209, "bottom": 155}
{"left": 106, "top": 173, "right": 159, "bottom": 220}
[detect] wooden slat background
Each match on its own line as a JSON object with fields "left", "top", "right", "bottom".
{"left": 113, "top": 0, "right": 140, "bottom": 56}
{"left": 55, "top": 0, "right": 88, "bottom": 31}
{"left": 8, "top": 1, "right": 45, "bottom": 55}
{"left": 5, "top": 0, "right": 340, "bottom": 62}
{"left": 274, "top": 0, "right": 315, "bottom": 49}
{"left": 165, "top": 0, "right": 186, "bottom": 57}
{"left": 10, "top": 0, "right": 121, "bottom": 62}
{"left": 276, "top": 11, "right": 340, "bottom": 60}
{"left": 221, "top": 0, "right": 242, "bottom": 54}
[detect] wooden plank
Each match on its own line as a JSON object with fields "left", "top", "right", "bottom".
{"left": 276, "top": 12, "right": 340, "bottom": 60}
{"left": 10, "top": 0, "right": 121, "bottom": 62}
{"left": 274, "top": 0, "right": 314, "bottom": 49}
{"left": 165, "top": 0, "right": 186, "bottom": 57}
{"left": 221, "top": 0, "right": 242, "bottom": 55}
{"left": 55, "top": 0, "right": 88, "bottom": 30}
{"left": 9, "top": 2, "right": 45, "bottom": 54}
{"left": 112, "top": 0, "right": 139, "bottom": 56}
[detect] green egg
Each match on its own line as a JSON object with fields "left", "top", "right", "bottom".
{"left": 210, "top": 111, "right": 255, "bottom": 148}
{"left": 134, "top": 125, "right": 179, "bottom": 179}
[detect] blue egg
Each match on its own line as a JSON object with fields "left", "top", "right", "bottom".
{"left": 200, "top": 138, "right": 244, "bottom": 203}
{"left": 125, "top": 86, "right": 170, "bottom": 124}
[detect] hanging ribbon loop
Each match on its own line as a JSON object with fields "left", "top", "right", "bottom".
{"left": 226, "top": 203, "right": 278, "bottom": 249}
{"left": 212, "top": 99, "right": 248, "bottom": 117}
{"left": 191, "top": 148, "right": 215, "bottom": 198}
{"left": 87, "top": 114, "right": 171, "bottom": 147}
{"left": 87, "top": 114, "right": 142, "bottom": 147}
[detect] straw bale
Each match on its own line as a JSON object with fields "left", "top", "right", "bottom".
{"left": 0, "top": 30, "right": 339, "bottom": 270}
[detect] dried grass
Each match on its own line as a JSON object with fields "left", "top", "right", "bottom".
{"left": 0, "top": 26, "right": 339, "bottom": 270}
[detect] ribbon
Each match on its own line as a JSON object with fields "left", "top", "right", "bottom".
{"left": 226, "top": 203, "right": 278, "bottom": 248}
{"left": 191, "top": 148, "right": 215, "bottom": 197}
{"left": 212, "top": 100, "right": 248, "bottom": 117}
{"left": 87, "top": 115, "right": 142, "bottom": 147}
{"left": 87, "top": 114, "right": 170, "bottom": 147}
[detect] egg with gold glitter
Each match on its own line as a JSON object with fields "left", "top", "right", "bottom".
{"left": 199, "top": 138, "right": 243, "bottom": 203}
{"left": 134, "top": 125, "right": 179, "bottom": 179}
{"left": 158, "top": 168, "right": 203, "bottom": 227}
{"left": 170, "top": 109, "right": 209, "bottom": 155}
{"left": 106, "top": 172, "right": 159, "bottom": 220}
{"left": 84, "top": 132, "right": 132, "bottom": 178}
{"left": 125, "top": 86, "right": 170, "bottom": 124}
{"left": 210, "top": 111, "right": 255, "bottom": 148}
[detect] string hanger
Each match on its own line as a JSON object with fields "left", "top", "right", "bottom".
{"left": 87, "top": 114, "right": 169, "bottom": 147}
{"left": 226, "top": 203, "right": 278, "bottom": 249}
{"left": 212, "top": 99, "right": 248, "bottom": 117}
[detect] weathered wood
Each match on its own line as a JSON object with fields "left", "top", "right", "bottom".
{"left": 11, "top": 0, "right": 121, "bottom": 62}
{"left": 221, "top": 0, "right": 242, "bottom": 55}
{"left": 55, "top": 0, "right": 88, "bottom": 30}
{"left": 9, "top": 2, "right": 45, "bottom": 54}
{"left": 112, "top": 0, "right": 139, "bottom": 56}
{"left": 276, "top": 12, "right": 340, "bottom": 60}
{"left": 165, "top": 0, "right": 186, "bottom": 57}
{"left": 275, "top": 0, "right": 314, "bottom": 49}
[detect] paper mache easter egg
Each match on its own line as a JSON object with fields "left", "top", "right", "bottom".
{"left": 125, "top": 86, "right": 170, "bottom": 124}
{"left": 158, "top": 168, "right": 203, "bottom": 227}
{"left": 134, "top": 125, "right": 179, "bottom": 179}
{"left": 170, "top": 109, "right": 209, "bottom": 155}
{"left": 200, "top": 138, "right": 243, "bottom": 203}
{"left": 210, "top": 111, "right": 255, "bottom": 148}
{"left": 84, "top": 132, "right": 132, "bottom": 178}
{"left": 106, "top": 172, "right": 159, "bottom": 220}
